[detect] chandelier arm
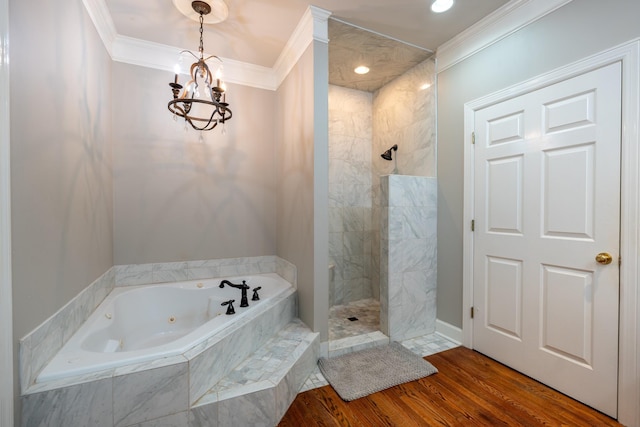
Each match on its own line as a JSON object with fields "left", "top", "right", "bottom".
{"left": 203, "top": 64, "right": 213, "bottom": 85}
{"left": 180, "top": 50, "right": 200, "bottom": 61}
{"left": 179, "top": 79, "right": 196, "bottom": 99}
{"left": 189, "top": 62, "right": 200, "bottom": 80}
{"left": 202, "top": 55, "right": 222, "bottom": 63}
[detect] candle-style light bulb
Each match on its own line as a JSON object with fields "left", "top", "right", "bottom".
{"left": 215, "top": 68, "right": 223, "bottom": 89}
{"left": 173, "top": 63, "right": 181, "bottom": 84}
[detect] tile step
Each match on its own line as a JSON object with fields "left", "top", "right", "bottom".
{"left": 191, "top": 319, "right": 319, "bottom": 426}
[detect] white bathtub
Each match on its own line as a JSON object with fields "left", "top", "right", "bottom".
{"left": 37, "top": 273, "right": 292, "bottom": 383}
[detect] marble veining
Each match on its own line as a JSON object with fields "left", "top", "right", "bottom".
{"left": 113, "top": 362, "right": 189, "bottom": 427}
{"left": 21, "top": 378, "right": 113, "bottom": 427}
{"left": 193, "top": 320, "right": 319, "bottom": 426}
{"left": 328, "top": 85, "right": 374, "bottom": 307}
{"left": 131, "top": 411, "right": 189, "bottom": 427}
{"left": 381, "top": 175, "right": 438, "bottom": 341}
{"left": 328, "top": 19, "right": 432, "bottom": 93}
{"left": 20, "top": 256, "right": 300, "bottom": 427}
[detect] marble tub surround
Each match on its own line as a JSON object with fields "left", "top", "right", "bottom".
{"left": 115, "top": 255, "right": 296, "bottom": 288}
{"left": 19, "top": 255, "right": 295, "bottom": 393}
{"left": 380, "top": 175, "right": 437, "bottom": 341}
{"left": 186, "top": 289, "right": 297, "bottom": 406}
{"left": 19, "top": 268, "right": 115, "bottom": 392}
{"left": 21, "top": 278, "right": 302, "bottom": 426}
{"left": 21, "top": 305, "right": 317, "bottom": 427}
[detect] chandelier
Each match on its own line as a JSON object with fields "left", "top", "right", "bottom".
{"left": 168, "top": 1, "right": 232, "bottom": 131}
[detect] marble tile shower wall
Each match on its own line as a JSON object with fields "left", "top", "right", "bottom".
{"left": 19, "top": 255, "right": 296, "bottom": 393}
{"left": 328, "top": 85, "right": 374, "bottom": 306}
{"left": 371, "top": 58, "right": 436, "bottom": 303}
{"left": 380, "top": 175, "right": 437, "bottom": 341}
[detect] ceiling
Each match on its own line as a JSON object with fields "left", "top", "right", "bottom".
{"left": 105, "top": 0, "right": 509, "bottom": 90}
{"left": 328, "top": 19, "right": 433, "bottom": 92}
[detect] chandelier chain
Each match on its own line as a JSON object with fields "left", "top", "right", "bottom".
{"left": 198, "top": 13, "right": 204, "bottom": 58}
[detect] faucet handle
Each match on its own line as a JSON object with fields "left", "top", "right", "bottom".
{"left": 221, "top": 299, "right": 236, "bottom": 315}
{"left": 252, "top": 287, "right": 262, "bottom": 301}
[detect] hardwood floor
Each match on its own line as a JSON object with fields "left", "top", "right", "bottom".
{"left": 279, "top": 347, "right": 621, "bottom": 426}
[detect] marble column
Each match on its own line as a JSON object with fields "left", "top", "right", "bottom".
{"left": 380, "top": 175, "right": 437, "bottom": 341}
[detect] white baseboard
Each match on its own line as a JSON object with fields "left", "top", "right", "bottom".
{"left": 435, "top": 319, "right": 463, "bottom": 345}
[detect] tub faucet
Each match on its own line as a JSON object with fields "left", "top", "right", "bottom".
{"left": 219, "top": 280, "right": 250, "bottom": 307}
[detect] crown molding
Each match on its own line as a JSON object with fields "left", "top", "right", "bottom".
{"left": 111, "top": 35, "right": 277, "bottom": 90}
{"left": 81, "top": 0, "right": 117, "bottom": 56}
{"left": 311, "top": 6, "right": 332, "bottom": 43}
{"left": 82, "top": 0, "right": 328, "bottom": 91}
{"left": 273, "top": 5, "right": 331, "bottom": 88}
{"left": 436, "top": 0, "right": 574, "bottom": 73}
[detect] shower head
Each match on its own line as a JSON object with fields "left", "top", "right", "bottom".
{"left": 381, "top": 144, "right": 398, "bottom": 161}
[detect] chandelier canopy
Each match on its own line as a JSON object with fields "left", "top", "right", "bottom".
{"left": 168, "top": 1, "right": 232, "bottom": 132}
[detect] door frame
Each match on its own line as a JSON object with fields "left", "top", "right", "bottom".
{"left": 0, "top": 0, "right": 13, "bottom": 425}
{"left": 462, "top": 39, "right": 640, "bottom": 426}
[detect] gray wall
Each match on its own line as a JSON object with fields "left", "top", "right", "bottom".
{"left": 112, "top": 63, "right": 277, "bottom": 265}
{"left": 436, "top": 0, "right": 640, "bottom": 328}
{"left": 9, "top": 0, "right": 114, "bottom": 423}
{"left": 276, "top": 44, "right": 322, "bottom": 336}
{"left": 10, "top": 0, "right": 113, "bottom": 351}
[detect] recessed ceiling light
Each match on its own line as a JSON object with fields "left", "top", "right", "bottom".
{"left": 431, "top": 0, "right": 453, "bottom": 13}
{"left": 354, "top": 65, "right": 370, "bottom": 75}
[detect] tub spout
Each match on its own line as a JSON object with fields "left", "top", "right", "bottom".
{"left": 219, "top": 280, "right": 250, "bottom": 307}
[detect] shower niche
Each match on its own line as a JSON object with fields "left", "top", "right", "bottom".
{"left": 327, "top": 18, "right": 437, "bottom": 347}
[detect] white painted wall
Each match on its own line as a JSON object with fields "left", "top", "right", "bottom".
{"left": 436, "top": 0, "right": 640, "bottom": 328}
{"left": 0, "top": 0, "right": 12, "bottom": 423}
{"left": 112, "top": 63, "right": 277, "bottom": 265}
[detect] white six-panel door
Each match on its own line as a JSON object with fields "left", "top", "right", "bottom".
{"left": 472, "top": 62, "right": 621, "bottom": 417}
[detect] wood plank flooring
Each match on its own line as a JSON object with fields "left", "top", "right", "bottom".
{"left": 279, "top": 347, "right": 620, "bottom": 426}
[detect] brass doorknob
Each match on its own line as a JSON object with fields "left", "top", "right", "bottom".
{"left": 595, "top": 252, "right": 613, "bottom": 265}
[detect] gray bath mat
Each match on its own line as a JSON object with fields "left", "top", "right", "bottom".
{"left": 318, "top": 342, "right": 438, "bottom": 401}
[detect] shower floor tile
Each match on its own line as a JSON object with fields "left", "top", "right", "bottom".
{"left": 329, "top": 298, "right": 380, "bottom": 341}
